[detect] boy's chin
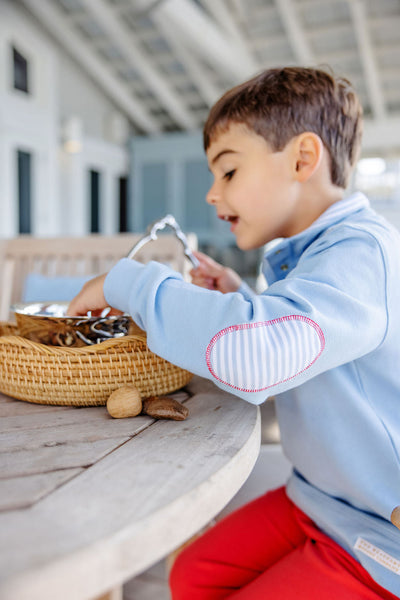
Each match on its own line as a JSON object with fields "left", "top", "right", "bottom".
{"left": 236, "top": 238, "right": 261, "bottom": 251}
{"left": 235, "top": 230, "right": 271, "bottom": 251}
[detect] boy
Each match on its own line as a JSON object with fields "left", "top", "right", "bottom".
{"left": 68, "top": 67, "right": 400, "bottom": 598}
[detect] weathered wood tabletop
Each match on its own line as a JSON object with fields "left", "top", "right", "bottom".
{"left": 0, "top": 376, "right": 260, "bottom": 600}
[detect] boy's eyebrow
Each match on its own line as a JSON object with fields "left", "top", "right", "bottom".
{"left": 210, "top": 149, "right": 237, "bottom": 165}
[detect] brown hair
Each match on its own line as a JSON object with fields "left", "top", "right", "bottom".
{"left": 203, "top": 67, "right": 363, "bottom": 188}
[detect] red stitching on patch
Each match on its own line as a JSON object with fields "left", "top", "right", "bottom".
{"left": 205, "top": 315, "right": 325, "bottom": 393}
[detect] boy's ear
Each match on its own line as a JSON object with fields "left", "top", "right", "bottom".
{"left": 292, "top": 132, "right": 323, "bottom": 182}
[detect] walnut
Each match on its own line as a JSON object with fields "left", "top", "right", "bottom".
{"left": 106, "top": 385, "right": 142, "bottom": 418}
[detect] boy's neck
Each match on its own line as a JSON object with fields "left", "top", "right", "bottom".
{"left": 288, "top": 152, "right": 345, "bottom": 237}
{"left": 296, "top": 187, "right": 343, "bottom": 235}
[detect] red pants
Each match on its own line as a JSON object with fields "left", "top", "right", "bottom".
{"left": 169, "top": 487, "right": 399, "bottom": 599}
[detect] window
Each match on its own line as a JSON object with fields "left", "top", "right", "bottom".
{"left": 119, "top": 176, "right": 128, "bottom": 232}
{"left": 12, "top": 46, "right": 29, "bottom": 93}
{"left": 89, "top": 170, "right": 101, "bottom": 233}
{"left": 353, "top": 157, "right": 400, "bottom": 208}
{"left": 17, "top": 150, "right": 32, "bottom": 234}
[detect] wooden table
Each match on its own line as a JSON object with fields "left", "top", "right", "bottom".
{"left": 0, "top": 376, "right": 260, "bottom": 600}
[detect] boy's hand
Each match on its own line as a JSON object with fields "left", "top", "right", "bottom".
{"left": 190, "top": 251, "right": 242, "bottom": 293}
{"left": 67, "top": 273, "right": 114, "bottom": 316}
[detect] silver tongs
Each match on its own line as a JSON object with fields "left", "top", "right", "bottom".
{"left": 126, "top": 214, "right": 200, "bottom": 269}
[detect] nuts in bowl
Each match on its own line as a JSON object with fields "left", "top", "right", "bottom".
{"left": 13, "top": 302, "right": 145, "bottom": 347}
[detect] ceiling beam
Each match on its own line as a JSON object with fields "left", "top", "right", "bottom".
{"left": 153, "top": 0, "right": 258, "bottom": 82}
{"left": 201, "top": 0, "right": 260, "bottom": 70}
{"left": 230, "top": 0, "right": 247, "bottom": 22}
{"left": 348, "top": 0, "right": 386, "bottom": 120}
{"left": 19, "top": 0, "right": 160, "bottom": 134}
{"left": 273, "top": 0, "right": 314, "bottom": 65}
{"left": 80, "top": 0, "right": 197, "bottom": 130}
{"left": 154, "top": 16, "right": 222, "bottom": 107}
{"left": 307, "top": 22, "right": 353, "bottom": 40}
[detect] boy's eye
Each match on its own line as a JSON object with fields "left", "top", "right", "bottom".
{"left": 224, "top": 170, "right": 235, "bottom": 181}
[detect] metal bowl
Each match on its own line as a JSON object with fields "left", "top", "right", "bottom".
{"left": 13, "top": 302, "right": 145, "bottom": 347}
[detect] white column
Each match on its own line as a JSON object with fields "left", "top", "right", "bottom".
{"left": 33, "top": 141, "right": 60, "bottom": 236}
{"left": 0, "top": 136, "right": 17, "bottom": 237}
{"left": 59, "top": 149, "right": 87, "bottom": 235}
{"left": 101, "top": 170, "right": 117, "bottom": 235}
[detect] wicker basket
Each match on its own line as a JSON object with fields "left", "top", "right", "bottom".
{"left": 0, "top": 322, "right": 192, "bottom": 406}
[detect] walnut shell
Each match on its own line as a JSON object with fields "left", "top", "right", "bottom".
{"left": 107, "top": 385, "right": 142, "bottom": 419}
{"left": 142, "top": 396, "right": 189, "bottom": 420}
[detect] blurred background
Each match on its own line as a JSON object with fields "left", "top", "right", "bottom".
{"left": 1, "top": 0, "right": 400, "bottom": 284}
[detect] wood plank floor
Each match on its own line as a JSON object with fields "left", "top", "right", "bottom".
{"left": 124, "top": 560, "right": 170, "bottom": 600}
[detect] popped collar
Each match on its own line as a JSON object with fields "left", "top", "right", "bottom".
{"left": 263, "top": 192, "right": 370, "bottom": 285}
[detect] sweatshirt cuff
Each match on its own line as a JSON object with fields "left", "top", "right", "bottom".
{"left": 104, "top": 258, "right": 145, "bottom": 314}
{"left": 104, "top": 258, "right": 181, "bottom": 329}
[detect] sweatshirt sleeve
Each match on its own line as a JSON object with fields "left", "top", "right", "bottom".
{"left": 104, "top": 226, "right": 388, "bottom": 405}
{"left": 236, "top": 280, "right": 257, "bottom": 301}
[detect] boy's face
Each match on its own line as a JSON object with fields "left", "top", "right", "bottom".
{"left": 206, "top": 123, "right": 301, "bottom": 250}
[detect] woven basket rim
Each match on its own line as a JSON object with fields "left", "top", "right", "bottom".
{"left": 0, "top": 331, "right": 148, "bottom": 355}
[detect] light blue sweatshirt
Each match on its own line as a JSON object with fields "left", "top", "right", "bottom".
{"left": 104, "top": 192, "right": 400, "bottom": 596}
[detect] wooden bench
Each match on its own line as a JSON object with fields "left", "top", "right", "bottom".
{"left": 0, "top": 233, "right": 197, "bottom": 321}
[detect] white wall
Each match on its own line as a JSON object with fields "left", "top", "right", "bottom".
{"left": 0, "top": 0, "right": 59, "bottom": 237}
{"left": 58, "top": 52, "right": 129, "bottom": 142}
{"left": 0, "top": 0, "right": 130, "bottom": 238}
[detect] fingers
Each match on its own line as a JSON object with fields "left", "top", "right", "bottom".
{"left": 192, "top": 251, "right": 224, "bottom": 278}
{"left": 190, "top": 251, "right": 243, "bottom": 293}
{"left": 220, "top": 267, "right": 243, "bottom": 293}
{"left": 190, "top": 258, "right": 218, "bottom": 290}
{"left": 67, "top": 295, "right": 88, "bottom": 316}
{"left": 67, "top": 273, "right": 108, "bottom": 316}
{"left": 190, "top": 270, "right": 216, "bottom": 290}
{"left": 190, "top": 251, "right": 224, "bottom": 289}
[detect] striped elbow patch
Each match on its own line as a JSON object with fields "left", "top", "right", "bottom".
{"left": 206, "top": 315, "right": 325, "bottom": 392}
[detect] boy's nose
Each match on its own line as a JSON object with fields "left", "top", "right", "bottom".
{"left": 206, "top": 183, "right": 219, "bottom": 205}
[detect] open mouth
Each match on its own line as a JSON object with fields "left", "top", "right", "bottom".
{"left": 219, "top": 215, "right": 238, "bottom": 224}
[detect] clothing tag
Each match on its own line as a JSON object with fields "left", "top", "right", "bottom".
{"left": 354, "top": 537, "right": 400, "bottom": 575}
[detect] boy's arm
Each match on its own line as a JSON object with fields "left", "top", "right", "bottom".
{"left": 102, "top": 227, "right": 388, "bottom": 405}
